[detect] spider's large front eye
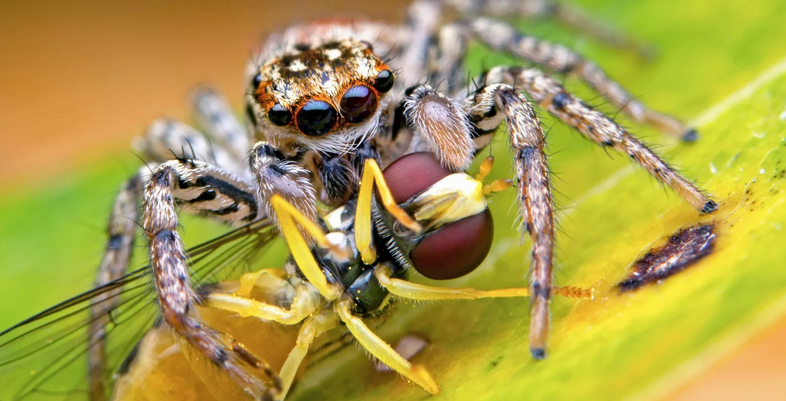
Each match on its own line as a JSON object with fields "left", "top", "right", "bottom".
{"left": 374, "top": 70, "right": 394, "bottom": 93}
{"left": 297, "top": 100, "right": 337, "bottom": 136}
{"left": 267, "top": 103, "right": 292, "bottom": 126}
{"left": 341, "top": 85, "right": 377, "bottom": 123}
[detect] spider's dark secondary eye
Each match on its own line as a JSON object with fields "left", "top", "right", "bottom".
{"left": 383, "top": 152, "right": 494, "bottom": 280}
{"left": 374, "top": 70, "right": 394, "bottom": 93}
{"left": 297, "top": 100, "right": 337, "bottom": 136}
{"left": 341, "top": 85, "right": 378, "bottom": 123}
{"left": 267, "top": 103, "right": 292, "bottom": 126}
{"left": 252, "top": 73, "right": 263, "bottom": 89}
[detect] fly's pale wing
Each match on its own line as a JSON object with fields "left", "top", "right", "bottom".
{"left": 0, "top": 219, "right": 278, "bottom": 401}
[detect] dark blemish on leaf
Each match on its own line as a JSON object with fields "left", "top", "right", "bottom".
{"left": 487, "top": 356, "right": 503, "bottom": 371}
{"left": 618, "top": 224, "right": 717, "bottom": 292}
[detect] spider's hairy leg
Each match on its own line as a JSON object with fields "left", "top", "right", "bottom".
{"left": 466, "top": 84, "right": 556, "bottom": 358}
{"left": 143, "top": 160, "right": 279, "bottom": 400}
{"left": 496, "top": 67, "right": 718, "bottom": 213}
{"left": 464, "top": 18, "right": 696, "bottom": 141}
{"left": 191, "top": 87, "right": 251, "bottom": 161}
{"left": 88, "top": 173, "right": 142, "bottom": 401}
{"left": 442, "top": 0, "right": 651, "bottom": 57}
{"left": 136, "top": 118, "right": 247, "bottom": 177}
{"left": 335, "top": 299, "right": 440, "bottom": 395}
{"left": 402, "top": 85, "right": 475, "bottom": 171}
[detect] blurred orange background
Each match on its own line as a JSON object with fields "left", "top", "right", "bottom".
{"left": 0, "top": 1, "right": 783, "bottom": 400}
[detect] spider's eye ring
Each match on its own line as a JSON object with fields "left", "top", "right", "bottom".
{"left": 340, "top": 85, "right": 378, "bottom": 124}
{"left": 374, "top": 70, "right": 394, "bottom": 93}
{"left": 267, "top": 103, "right": 292, "bottom": 126}
{"left": 296, "top": 100, "right": 337, "bottom": 136}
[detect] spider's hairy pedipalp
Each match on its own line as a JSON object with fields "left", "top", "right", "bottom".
{"left": 249, "top": 142, "right": 317, "bottom": 231}
{"left": 403, "top": 84, "right": 474, "bottom": 171}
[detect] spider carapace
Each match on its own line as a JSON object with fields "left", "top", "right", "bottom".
{"left": 0, "top": 1, "right": 718, "bottom": 400}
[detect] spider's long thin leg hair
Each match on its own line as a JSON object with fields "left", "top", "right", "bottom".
{"left": 137, "top": 119, "right": 248, "bottom": 178}
{"left": 142, "top": 159, "right": 278, "bottom": 400}
{"left": 442, "top": 0, "right": 651, "bottom": 58}
{"left": 463, "top": 18, "right": 696, "bottom": 141}
{"left": 191, "top": 87, "right": 251, "bottom": 162}
{"left": 487, "top": 66, "right": 717, "bottom": 213}
{"left": 87, "top": 174, "right": 142, "bottom": 401}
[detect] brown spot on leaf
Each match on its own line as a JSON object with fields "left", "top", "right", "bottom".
{"left": 618, "top": 224, "right": 717, "bottom": 292}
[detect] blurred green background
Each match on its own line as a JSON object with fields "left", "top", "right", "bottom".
{"left": 2, "top": 0, "right": 786, "bottom": 400}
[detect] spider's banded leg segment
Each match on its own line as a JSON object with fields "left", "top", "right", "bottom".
{"left": 335, "top": 299, "right": 439, "bottom": 395}
{"left": 355, "top": 158, "right": 422, "bottom": 265}
{"left": 374, "top": 266, "right": 594, "bottom": 301}
{"left": 191, "top": 87, "right": 251, "bottom": 161}
{"left": 464, "top": 18, "right": 694, "bottom": 140}
{"left": 137, "top": 119, "right": 247, "bottom": 176}
{"left": 500, "top": 67, "right": 717, "bottom": 213}
{"left": 270, "top": 195, "right": 342, "bottom": 301}
{"left": 277, "top": 311, "right": 338, "bottom": 401}
{"left": 493, "top": 87, "right": 556, "bottom": 359}
{"left": 88, "top": 174, "right": 142, "bottom": 401}
{"left": 443, "top": 0, "right": 651, "bottom": 58}
{"left": 143, "top": 162, "right": 279, "bottom": 401}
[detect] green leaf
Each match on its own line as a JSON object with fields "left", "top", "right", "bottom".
{"left": 2, "top": 0, "right": 786, "bottom": 400}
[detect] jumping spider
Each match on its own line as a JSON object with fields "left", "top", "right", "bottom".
{"left": 0, "top": 0, "right": 717, "bottom": 400}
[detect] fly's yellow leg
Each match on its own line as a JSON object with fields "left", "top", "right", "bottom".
{"left": 335, "top": 299, "right": 439, "bottom": 395}
{"left": 375, "top": 266, "right": 595, "bottom": 301}
{"left": 236, "top": 268, "right": 288, "bottom": 298}
{"left": 204, "top": 284, "right": 318, "bottom": 326}
{"left": 474, "top": 155, "right": 513, "bottom": 195}
{"left": 277, "top": 310, "right": 339, "bottom": 400}
{"left": 355, "top": 158, "right": 422, "bottom": 265}
{"left": 271, "top": 194, "right": 342, "bottom": 300}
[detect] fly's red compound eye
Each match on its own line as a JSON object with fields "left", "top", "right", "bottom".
{"left": 383, "top": 152, "right": 494, "bottom": 280}
{"left": 410, "top": 209, "right": 493, "bottom": 280}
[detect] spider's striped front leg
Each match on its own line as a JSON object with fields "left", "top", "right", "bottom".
{"left": 142, "top": 159, "right": 279, "bottom": 400}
